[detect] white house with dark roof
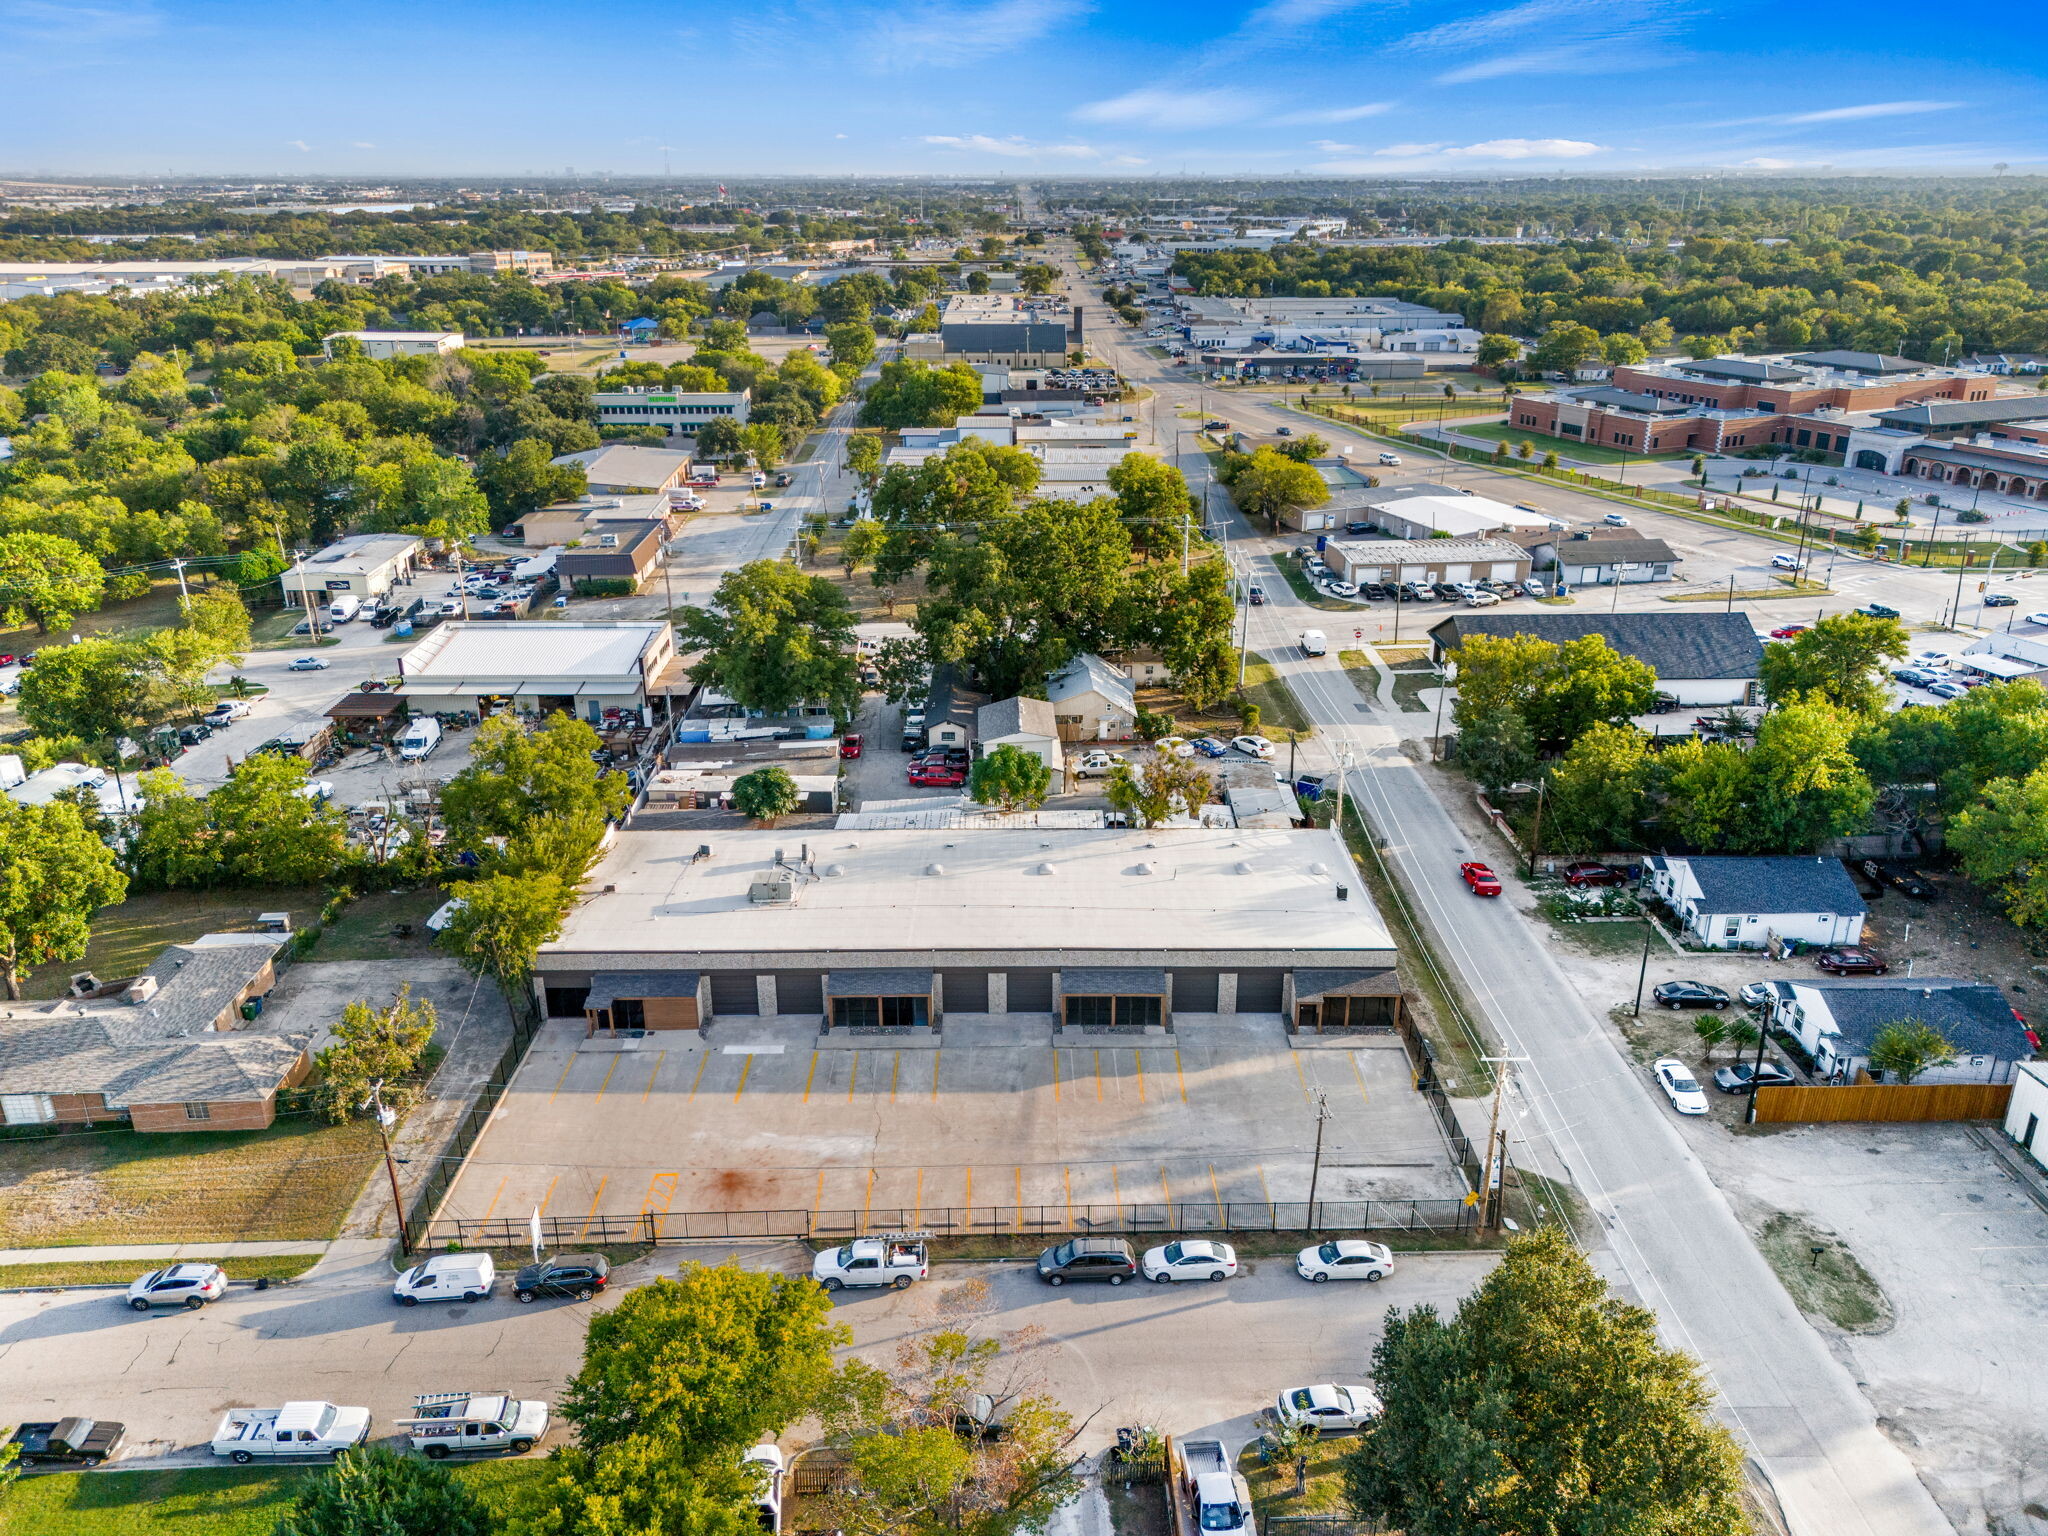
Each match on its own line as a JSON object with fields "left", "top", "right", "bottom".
{"left": 1761, "top": 977, "right": 2034, "bottom": 1084}
{"left": 1045, "top": 653, "right": 1136, "bottom": 741}
{"left": 1427, "top": 612, "right": 1764, "bottom": 708}
{"left": 976, "top": 696, "right": 1064, "bottom": 785}
{"left": 1646, "top": 855, "right": 1866, "bottom": 951}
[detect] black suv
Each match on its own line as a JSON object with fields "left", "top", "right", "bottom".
{"left": 512, "top": 1252, "right": 610, "bottom": 1303}
{"left": 1036, "top": 1237, "right": 1138, "bottom": 1286}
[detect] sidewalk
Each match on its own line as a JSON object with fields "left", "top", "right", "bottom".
{"left": 0, "top": 1239, "right": 333, "bottom": 1265}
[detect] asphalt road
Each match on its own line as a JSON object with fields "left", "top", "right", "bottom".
{"left": 1073, "top": 252, "right": 1954, "bottom": 1536}
{"left": 0, "top": 1242, "right": 1494, "bottom": 1468}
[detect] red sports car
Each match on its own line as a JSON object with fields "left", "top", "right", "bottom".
{"left": 1563, "top": 861, "right": 1625, "bottom": 888}
{"left": 1769, "top": 625, "right": 1808, "bottom": 639}
{"left": 1460, "top": 862, "right": 1502, "bottom": 896}
{"left": 840, "top": 733, "right": 863, "bottom": 760}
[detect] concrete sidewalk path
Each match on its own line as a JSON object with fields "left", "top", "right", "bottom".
{"left": 0, "top": 1240, "right": 332, "bottom": 1266}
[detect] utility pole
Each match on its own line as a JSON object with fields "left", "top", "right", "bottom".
{"left": 1524, "top": 778, "right": 1546, "bottom": 879}
{"left": 1304, "top": 1088, "right": 1332, "bottom": 1225}
{"left": 366, "top": 1082, "right": 411, "bottom": 1253}
{"left": 168, "top": 557, "right": 191, "bottom": 613}
{"left": 1632, "top": 919, "right": 1655, "bottom": 1015}
{"left": 1478, "top": 1056, "right": 1528, "bottom": 1228}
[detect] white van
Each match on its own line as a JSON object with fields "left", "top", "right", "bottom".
{"left": 325, "top": 595, "right": 362, "bottom": 625}
{"left": 392, "top": 1253, "right": 495, "bottom": 1306}
{"left": 398, "top": 717, "right": 443, "bottom": 762}
{"left": 1300, "top": 629, "right": 1328, "bottom": 658}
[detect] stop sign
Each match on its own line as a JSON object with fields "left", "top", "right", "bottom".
{"left": 1354, "top": 629, "right": 1363, "bottom": 639}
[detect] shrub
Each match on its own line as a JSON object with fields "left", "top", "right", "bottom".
{"left": 570, "top": 577, "right": 636, "bottom": 598}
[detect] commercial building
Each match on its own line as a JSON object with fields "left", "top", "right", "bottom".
{"left": 940, "top": 296, "right": 1072, "bottom": 367}
{"left": 0, "top": 936, "right": 307, "bottom": 1132}
{"left": 553, "top": 444, "right": 696, "bottom": 495}
{"left": 2005, "top": 1059, "right": 2048, "bottom": 1168}
{"left": 557, "top": 520, "right": 667, "bottom": 592}
{"left": 0, "top": 253, "right": 555, "bottom": 303}
{"left": 396, "top": 621, "right": 685, "bottom": 723}
{"left": 1509, "top": 352, "right": 1998, "bottom": 458}
{"left": 1645, "top": 856, "right": 1866, "bottom": 951}
{"left": 510, "top": 493, "right": 672, "bottom": 547}
{"left": 591, "top": 387, "right": 750, "bottom": 438}
{"left": 532, "top": 826, "right": 1399, "bottom": 1039}
{"left": 1544, "top": 534, "right": 1681, "bottom": 585}
{"left": 1328, "top": 537, "right": 1532, "bottom": 589}
{"left": 1427, "top": 612, "right": 1764, "bottom": 706}
{"left": 1341, "top": 489, "right": 1555, "bottom": 543}
{"left": 1173, "top": 295, "right": 1465, "bottom": 332}
{"left": 1960, "top": 629, "right": 2048, "bottom": 683}
{"left": 279, "top": 533, "right": 424, "bottom": 604}
{"left": 322, "top": 330, "right": 464, "bottom": 359}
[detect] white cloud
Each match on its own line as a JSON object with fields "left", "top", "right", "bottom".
{"left": 1318, "top": 136, "right": 1607, "bottom": 170}
{"left": 1403, "top": 0, "right": 1689, "bottom": 84}
{"left": 0, "top": 0, "right": 159, "bottom": 44}
{"left": 1436, "top": 45, "right": 1605, "bottom": 83}
{"left": 1074, "top": 87, "right": 1262, "bottom": 129}
{"left": 1727, "top": 100, "right": 1964, "bottom": 126}
{"left": 287, "top": 139, "right": 311, "bottom": 153}
{"left": 921, "top": 133, "right": 1108, "bottom": 160}
{"left": 1443, "top": 137, "right": 1604, "bottom": 159}
{"left": 352, "top": 141, "right": 376, "bottom": 150}
{"left": 1739, "top": 157, "right": 1794, "bottom": 168}
{"left": 1273, "top": 101, "right": 1393, "bottom": 125}
{"left": 834, "top": 132, "right": 848, "bottom": 139}
{"left": 739, "top": 0, "right": 1087, "bottom": 70}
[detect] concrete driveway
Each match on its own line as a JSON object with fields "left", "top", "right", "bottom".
{"left": 0, "top": 1243, "right": 1497, "bottom": 1468}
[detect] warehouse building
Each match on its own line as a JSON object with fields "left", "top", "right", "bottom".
{"left": 322, "top": 330, "right": 465, "bottom": 359}
{"left": 396, "top": 621, "right": 685, "bottom": 723}
{"left": 279, "top": 533, "right": 424, "bottom": 603}
{"left": 940, "top": 295, "right": 1072, "bottom": 367}
{"left": 533, "top": 827, "right": 1399, "bottom": 1041}
{"left": 590, "top": 387, "right": 751, "bottom": 438}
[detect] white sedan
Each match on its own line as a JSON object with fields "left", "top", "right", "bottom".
{"left": 2027, "top": 612, "right": 2048, "bottom": 628}
{"left": 1273, "top": 1383, "right": 1383, "bottom": 1433}
{"left": 1295, "top": 1238, "right": 1393, "bottom": 1283}
{"left": 286, "top": 657, "right": 329, "bottom": 672}
{"left": 1140, "top": 1239, "right": 1238, "bottom": 1283}
{"left": 1231, "top": 735, "right": 1275, "bottom": 759}
{"left": 1153, "top": 736, "right": 1196, "bottom": 759}
{"left": 1653, "top": 1057, "right": 1709, "bottom": 1116}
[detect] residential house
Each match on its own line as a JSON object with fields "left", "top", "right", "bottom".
{"left": 1114, "top": 646, "right": 1171, "bottom": 686}
{"left": 923, "top": 667, "right": 989, "bottom": 749}
{"left": 1046, "top": 653, "right": 1137, "bottom": 742}
{"left": 1645, "top": 855, "right": 1866, "bottom": 951}
{"left": 976, "top": 696, "right": 1065, "bottom": 787}
{"left": 1766, "top": 977, "right": 2034, "bottom": 1084}
{"left": 1426, "top": 612, "right": 1764, "bottom": 707}
{"left": 2005, "top": 1059, "right": 2048, "bottom": 1167}
{"left": 0, "top": 936, "right": 307, "bottom": 1132}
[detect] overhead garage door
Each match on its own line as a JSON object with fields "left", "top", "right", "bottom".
{"left": 773, "top": 971, "right": 824, "bottom": 1015}
{"left": 708, "top": 972, "right": 759, "bottom": 1016}
{"left": 1235, "top": 970, "right": 1285, "bottom": 1013}
{"left": 1006, "top": 970, "right": 1055, "bottom": 1012}
{"left": 1172, "top": 970, "right": 1220, "bottom": 1012}
{"left": 544, "top": 985, "right": 590, "bottom": 1019}
{"left": 940, "top": 970, "right": 989, "bottom": 1013}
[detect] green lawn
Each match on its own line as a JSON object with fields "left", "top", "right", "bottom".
{"left": 0, "top": 1118, "right": 384, "bottom": 1249}
{"left": 21, "top": 886, "right": 328, "bottom": 1000}
{"left": 304, "top": 888, "right": 452, "bottom": 964}
{"left": 1241, "top": 1441, "right": 1353, "bottom": 1522}
{"left": 0, "top": 1460, "right": 549, "bottom": 1536}
{"left": 1444, "top": 419, "right": 1689, "bottom": 465}
{"left": 0, "top": 579, "right": 189, "bottom": 655}
{"left": 1239, "top": 653, "right": 1312, "bottom": 735}
{"left": 1263, "top": 554, "right": 1352, "bottom": 613}
{"left": 0, "top": 1253, "right": 319, "bottom": 1289}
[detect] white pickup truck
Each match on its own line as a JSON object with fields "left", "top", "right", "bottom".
{"left": 811, "top": 1235, "right": 928, "bottom": 1292}
{"left": 400, "top": 1391, "right": 549, "bottom": 1459}
{"left": 1071, "top": 749, "right": 1127, "bottom": 780}
{"left": 211, "top": 1401, "right": 370, "bottom": 1463}
{"left": 1177, "top": 1438, "right": 1256, "bottom": 1535}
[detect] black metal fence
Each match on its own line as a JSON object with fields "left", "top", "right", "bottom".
{"left": 399, "top": 982, "right": 544, "bottom": 1252}
{"left": 1393, "top": 1012, "right": 1481, "bottom": 1182}
{"left": 421, "top": 1194, "right": 1478, "bottom": 1251}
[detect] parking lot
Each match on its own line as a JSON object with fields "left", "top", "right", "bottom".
{"left": 0, "top": 1243, "right": 1500, "bottom": 1468}
{"left": 436, "top": 1017, "right": 1464, "bottom": 1240}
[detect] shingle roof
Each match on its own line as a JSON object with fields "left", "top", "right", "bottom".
{"left": 978, "top": 696, "right": 1059, "bottom": 741}
{"left": 1047, "top": 653, "right": 1136, "bottom": 713}
{"left": 0, "top": 1020, "right": 308, "bottom": 1103}
{"left": 1673, "top": 856, "right": 1866, "bottom": 918}
{"left": 927, "top": 666, "right": 990, "bottom": 734}
{"left": 1426, "top": 612, "right": 1763, "bottom": 681}
{"left": 1800, "top": 977, "right": 2030, "bottom": 1060}
{"left": 1553, "top": 537, "right": 1679, "bottom": 567}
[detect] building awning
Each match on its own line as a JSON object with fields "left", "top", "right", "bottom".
{"left": 826, "top": 968, "right": 934, "bottom": 996}
{"left": 1959, "top": 652, "right": 2042, "bottom": 678}
{"left": 325, "top": 692, "right": 405, "bottom": 720}
{"left": 1294, "top": 968, "right": 1403, "bottom": 1000}
{"left": 586, "top": 971, "right": 700, "bottom": 1009}
{"left": 1062, "top": 966, "right": 1168, "bottom": 994}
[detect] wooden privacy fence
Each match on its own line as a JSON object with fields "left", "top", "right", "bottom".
{"left": 1752, "top": 1081, "right": 2013, "bottom": 1124}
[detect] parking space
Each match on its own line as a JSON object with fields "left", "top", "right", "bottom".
{"left": 438, "top": 1020, "right": 1462, "bottom": 1238}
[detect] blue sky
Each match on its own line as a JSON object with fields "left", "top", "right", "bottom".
{"left": 2, "top": 0, "right": 2042, "bottom": 178}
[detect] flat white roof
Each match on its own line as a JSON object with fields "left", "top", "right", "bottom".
{"left": 1369, "top": 494, "right": 1549, "bottom": 535}
{"left": 545, "top": 827, "right": 1392, "bottom": 957}
{"left": 290, "top": 533, "right": 422, "bottom": 574}
{"left": 554, "top": 445, "right": 695, "bottom": 483}
{"left": 400, "top": 622, "right": 665, "bottom": 684}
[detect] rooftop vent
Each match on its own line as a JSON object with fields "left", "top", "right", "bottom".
{"left": 1310, "top": 861, "right": 1330, "bottom": 876}
{"left": 1035, "top": 861, "right": 1057, "bottom": 875}
{"left": 823, "top": 863, "right": 846, "bottom": 878}
{"left": 1133, "top": 861, "right": 1155, "bottom": 875}
{"left": 68, "top": 972, "right": 101, "bottom": 998}
{"left": 1235, "top": 861, "right": 1253, "bottom": 875}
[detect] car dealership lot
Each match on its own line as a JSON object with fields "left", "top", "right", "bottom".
{"left": 434, "top": 1018, "right": 1465, "bottom": 1241}
{"left": 0, "top": 1243, "right": 1499, "bottom": 1468}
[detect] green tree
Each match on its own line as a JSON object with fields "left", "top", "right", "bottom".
{"left": 1455, "top": 705, "right": 1536, "bottom": 795}
{"left": 1147, "top": 560, "right": 1238, "bottom": 711}
{"left": 1341, "top": 1227, "right": 1746, "bottom": 1536}
{"left": 1743, "top": 700, "right": 1875, "bottom": 852}
{"left": 1950, "top": 765, "right": 2048, "bottom": 928}
{"left": 127, "top": 768, "right": 220, "bottom": 889}
{"left": 441, "top": 713, "right": 632, "bottom": 850}
{"left": 858, "top": 359, "right": 985, "bottom": 430}
{"left": 1019, "top": 262, "right": 1060, "bottom": 295}
{"left": 844, "top": 433, "right": 883, "bottom": 487}
{"left": 1228, "top": 447, "right": 1329, "bottom": 526}
{"left": 732, "top": 765, "right": 802, "bottom": 825}
{"left": 825, "top": 321, "right": 878, "bottom": 371}
{"left": 1526, "top": 321, "right": 1602, "bottom": 376}
{"left": 677, "top": 561, "right": 860, "bottom": 719}
{"left": 15, "top": 636, "right": 153, "bottom": 746}
{"left": 441, "top": 871, "right": 568, "bottom": 989}
{"left": 1866, "top": 1018, "right": 1957, "bottom": 1084}
{"left": 503, "top": 1433, "right": 757, "bottom": 1536}
{"left": 1104, "top": 757, "right": 1213, "bottom": 829}
{"left": 840, "top": 517, "right": 883, "bottom": 576}
{"left": 209, "top": 753, "right": 352, "bottom": 885}
{"left": 1475, "top": 334, "right": 1521, "bottom": 370}
{"left": 0, "top": 531, "right": 106, "bottom": 632}
{"left": 475, "top": 439, "right": 586, "bottom": 523}
{"left": 870, "top": 440, "right": 1040, "bottom": 580}
{"left": 1601, "top": 332, "right": 1649, "bottom": 366}
{"left": 1543, "top": 722, "right": 1653, "bottom": 853}
{"left": 273, "top": 1445, "right": 489, "bottom": 1536}
{"left": 0, "top": 798, "right": 129, "bottom": 999}
{"left": 563, "top": 1261, "right": 847, "bottom": 1459}
{"left": 1654, "top": 736, "right": 1751, "bottom": 851}
{"left": 311, "top": 985, "right": 439, "bottom": 1123}
{"left": 695, "top": 416, "right": 747, "bottom": 462}
{"left": 970, "top": 744, "right": 1053, "bottom": 812}
{"left": 1451, "top": 633, "right": 1657, "bottom": 747}
{"left": 1108, "top": 451, "right": 1196, "bottom": 560}
{"left": 1757, "top": 612, "right": 1908, "bottom": 714}
{"left": 1272, "top": 432, "right": 1329, "bottom": 464}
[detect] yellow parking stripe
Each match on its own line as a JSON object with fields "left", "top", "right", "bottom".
{"left": 1158, "top": 1166, "right": 1172, "bottom": 1207}
{"left": 802, "top": 1050, "right": 818, "bottom": 1104}
{"left": 640, "top": 1051, "right": 665, "bottom": 1100}
{"left": 535, "top": 1174, "right": 560, "bottom": 1219}
{"left": 1064, "top": 1166, "right": 1074, "bottom": 1226}
{"left": 847, "top": 1051, "right": 859, "bottom": 1101}
{"left": 813, "top": 1170, "right": 825, "bottom": 1215}
{"left": 1014, "top": 1166, "right": 1024, "bottom": 1228}
{"left": 640, "top": 1171, "right": 678, "bottom": 1214}
{"left": 863, "top": 1168, "right": 875, "bottom": 1227}
{"left": 732, "top": 1056, "right": 753, "bottom": 1100}
{"left": 1350, "top": 1052, "right": 1370, "bottom": 1103}
{"left": 931, "top": 1049, "right": 941, "bottom": 1099}
{"left": 1111, "top": 1165, "right": 1123, "bottom": 1213}
{"left": 964, "top": 1167, "right": 974, "bottom": 1209}
{"left": 576, "top": 1177, "right": 608, "bottom": 1240}
{"left": 1208, "top": 1163, "right": 1224, "bottom": 1219}
{"left": 1094, "top": 1048, "right": 1103, "bottom": 1100}
{"left": 1294, "top": 1053, "right": 1311, "bottom": 1102}
{"left": 548, "top": 1056, "right": 577, "bottom": 1103}
{"left": 1052, "top": 1049, "right": 1062, "bottom": 1102}
{"left": 594, "top": 1056, "right": 620, "bottom": 1100}
{"left": 890, "top": 1051, "right": 900, "bottom": 1102}
{"left": 688, "top": 1053, "right": 710, "bottom": 1101}
{"left": 1135, "top": 1050, "right": 1148, "bottom": 1102}
{"left": 479, "top": 1175, "right": 507, "bottom": 1222}
{"left": 913, "top": 1168, "right": 924, "bottom": 1225}
{"left": 1174, "top": 1048, "right": 1189, "bottom": 1103}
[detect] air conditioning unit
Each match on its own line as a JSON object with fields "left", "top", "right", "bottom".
{"left": 598, "top": 533, "right": 619, "bottom": 548}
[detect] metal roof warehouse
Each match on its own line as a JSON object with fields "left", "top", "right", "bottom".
{"left": 396, "top": 621, "right": 685, "bottom": 723}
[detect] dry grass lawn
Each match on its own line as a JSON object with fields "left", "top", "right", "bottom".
{"left": 20, "top": 887, "right": 327, "bottom": 1000}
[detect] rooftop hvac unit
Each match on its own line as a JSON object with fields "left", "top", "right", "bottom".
{"left": 749, "top": 875, "right": 797, "bottom": 905}
{"left": 598, "top": 533, "right": 619, "bottom": 548}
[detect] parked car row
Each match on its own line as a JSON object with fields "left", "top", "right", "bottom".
{"left": 389, "top": 1251, "right": 610, "bottom": 1306}
{"left": 1025, "top": 1236, "right": 1395, "bottom": 1287}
